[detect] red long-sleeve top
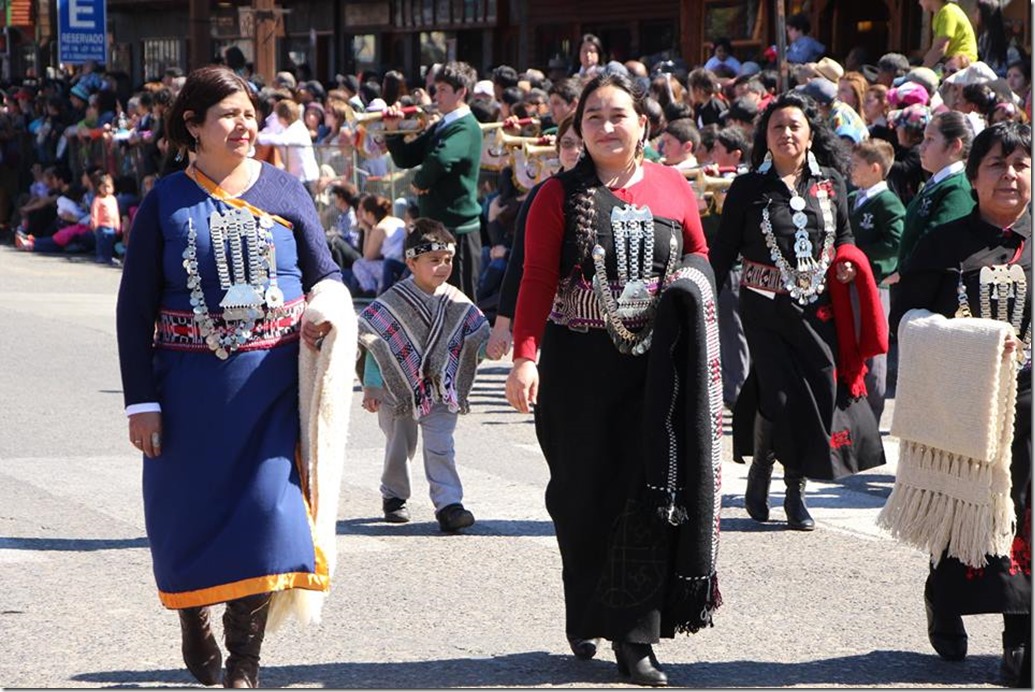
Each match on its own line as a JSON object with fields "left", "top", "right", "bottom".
{"left": 512, "top": 162, "right": 708, "bottom": 361}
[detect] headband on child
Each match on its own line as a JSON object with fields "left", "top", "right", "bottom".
{"left": 405, "top": 241, "right": 456, "bottom": 260}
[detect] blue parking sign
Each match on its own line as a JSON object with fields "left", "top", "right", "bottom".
{"left": 58, "top": 0, "right": 107, "bottom": 65}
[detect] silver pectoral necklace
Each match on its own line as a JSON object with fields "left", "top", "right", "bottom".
{"left": 185, "top": 209, "right": 285, "bottom": 360}
{"left": 760, "top": 185, "right": 836, "bottom": 304}
{"left": 956, "top": 262, "right": 1030, "bottom": 365}
{"left": 591, "top": 203, "right": 678, "bottom": 355}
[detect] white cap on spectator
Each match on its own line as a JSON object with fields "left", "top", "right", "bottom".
{"left": 366, "top": 98, "right": 387, "bottom": 112}
{"left": 473, "top": 80, "right": 494, "bottom": 98}
{"left": 944, "top": 61, "right": 998, "bottom": 87}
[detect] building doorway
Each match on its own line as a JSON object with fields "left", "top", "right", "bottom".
{"left": 819, "top": 0, "right": 891, "bottom": 66}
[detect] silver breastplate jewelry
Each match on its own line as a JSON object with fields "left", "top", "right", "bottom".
{"left": 590, "top": 203, "right": 678, "bottom": 355}
{"left": 955, "top": 262, "right": 1030, "bottom": 365}
{"left": 184, "top": 209, "right": 284, "bottom": 360}
{"left": 760, "top": 187, "right": 836, "bottom": 304}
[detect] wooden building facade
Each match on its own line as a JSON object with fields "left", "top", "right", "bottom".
{"left": 8, "top": 0, "right": 1030, "bottom": 88}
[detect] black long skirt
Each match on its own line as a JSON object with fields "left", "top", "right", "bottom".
{"left": 927, "top": 384, "right": 1032, "bottom": 616}
{"left": 534, "top": 323, "right": 666, "bottom": 643}
{"left": 734, "top": 288, "right": 885, "bottom": 480}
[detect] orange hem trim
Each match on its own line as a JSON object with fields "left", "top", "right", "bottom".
{"left": 159, "top": 570, "right": 329, "bottom": 610}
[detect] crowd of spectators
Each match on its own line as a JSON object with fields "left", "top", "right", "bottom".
{"left": 0, "top": 4, "right": 1029, "bottom": 300}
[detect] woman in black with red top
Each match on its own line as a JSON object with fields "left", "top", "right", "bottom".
{"left": 710, "top": 91, "right": 888, "bottom": 531}
{"left": 506, "top": 73, "right": 719, "bottom": 686}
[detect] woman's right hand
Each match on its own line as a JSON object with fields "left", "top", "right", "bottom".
{"left": 505, "top": 357, "right": 539, "bottom": 414}
{"left": 128, "top": 411, "right": 163, "bottom": 459}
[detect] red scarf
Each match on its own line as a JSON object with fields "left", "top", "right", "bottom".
{"left": 826, "top": 243, "right": 889, "bottom": 398}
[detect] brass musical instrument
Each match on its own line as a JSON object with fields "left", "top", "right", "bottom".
{"left": 512, "top": 140, "right": 560, "bottom": 192}
{"left": 489, "top": 129, "right": 554, "bottom": 157}
{"left": 478, "top": 117, "right": 540, "bottom": 133}
{"left": 683, "top": 167, "right": 735, "bottom": 216}
{"left": 345, "top": 102, "right": 439, "bottom": 159}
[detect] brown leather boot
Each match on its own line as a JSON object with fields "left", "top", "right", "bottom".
{"left": 179, "top": 606, "right": 222, "bottom": 686}
{"left": 222, "top": 593, "right": 271, "bottom": 688}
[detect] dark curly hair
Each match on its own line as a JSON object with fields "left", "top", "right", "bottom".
{"left": 750, "top": 91, "right": 851, "bottom": 177}
{"left": 566, "top": 72, "right": 649, "bottom": 261}
{"left": 965, "top": 120, "right": 1032, "bottom": 182}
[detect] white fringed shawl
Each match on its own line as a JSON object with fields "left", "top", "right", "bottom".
{"left": 268, "top": 279, "right": 357, "bottom": 629}
{"left": 876, "top": 308, "right": 1018, "bottom": 568}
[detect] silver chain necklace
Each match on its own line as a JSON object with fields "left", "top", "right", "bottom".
{"left": 759, "top": 186, "right": 836, "bottom": 304}
{"left": 184, "top": 208, "right": 284, "bottom": 360}
{"left": 956, "top": 262, "right": 1030, "bottom": 365}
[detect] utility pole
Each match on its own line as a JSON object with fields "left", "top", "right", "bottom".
{"left": 253, "top": 0, "right": 277, "bottom": 83}
{"left": 188, "top": 0, "right": 211, "bottom": 71}
{"left": 775, "top": 0, "right": 787, "bottom": 93}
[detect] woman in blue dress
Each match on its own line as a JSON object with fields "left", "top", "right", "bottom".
{"left": 116, "top": 66, "right": 345, "bottom": 688}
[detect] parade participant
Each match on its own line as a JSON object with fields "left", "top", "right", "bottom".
{"left": 711, "top": 92, "right": 887, "bottom": 531}
{"left": 894, "top": 111, "right": 975, "bottom": 276}
{"left": 506, "top": 73, "right": 718, "bottom": 687}
{"left": 883, "top": 121, "right": 1031, "bottom": 688}
{"left": 848, "top": 139, "right": 905, "bottom": 425}
{"left": 384, "top": 61, "right": 483, "bottom": 301}
{"left": 115, "top": 65, "right": 353, "bottom": 688}
{"left": 487, "top": 113, "right": 582, "bottom": 360}
{"left": 358, "top": 219, "right": 490, "bottom": 530}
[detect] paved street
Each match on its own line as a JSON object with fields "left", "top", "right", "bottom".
{"left": 0, "top": 246, "right": 1010, "bottom": 688}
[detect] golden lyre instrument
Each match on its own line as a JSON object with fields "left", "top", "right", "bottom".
{"left": 512, "top": 140, "right": 560, "bottom": 192}
{"left": 480, "top": 119, "right": 542, "bottom": 169}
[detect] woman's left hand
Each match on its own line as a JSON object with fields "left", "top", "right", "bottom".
{"left": 303, "top": 320, "right": 332, "bottom": 350}
{"left": 835, "top": 260, "right": 857, "bottom": 284}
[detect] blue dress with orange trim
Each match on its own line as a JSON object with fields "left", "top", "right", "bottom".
{"left": 116, "top": 163, "right": 342, "bottom": 609}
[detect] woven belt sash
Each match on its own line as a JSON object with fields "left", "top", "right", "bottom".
{"left": 549, "top": 275, "right": 658, "bottom": 331}
{"left": 155, "top": 297, "right": 305, "bottom": 353}
{"left": 740, "top": 259, "right": 788, "bottom": 294}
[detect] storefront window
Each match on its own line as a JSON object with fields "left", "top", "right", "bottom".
{"left": 704, "top": 0, "right": 760, "bottom": 43}
{"left": 420, "top": 31, "right": 450, "bottom": 66}
{"left": 352, "top": 34, "right": 377, "bottom": 71}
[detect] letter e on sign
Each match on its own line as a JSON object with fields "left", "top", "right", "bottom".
{"left": 70, "top": 0, "right": 95, "bottom": 29}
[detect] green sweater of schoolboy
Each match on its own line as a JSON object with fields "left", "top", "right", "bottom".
{"left": 848, "top": 181, "right": 906, "bottom": 284}
{"left": 897, "top": 161, "right": 975, "bottom": 273}
{"left": 385, "top": 105, "right": 482, "bottom": 236}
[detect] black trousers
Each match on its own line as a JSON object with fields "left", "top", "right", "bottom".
{"left": 448, "top": 229, "right": 482, "bottom": 302}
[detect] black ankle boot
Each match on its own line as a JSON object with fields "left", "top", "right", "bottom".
{"left": 612, "top": 641, "right": 668, "bottom": 687}
{"left": 746, "top": 415, "right": 776, "bottom": 522}
{"left": 567, "top": 634, "right": 599, "bottom": 660}
{"left": 1001, "top": 630, "right": 1028, "bottom": 686}
{"left": 783, "top": 471, "right": 815, "bottom": 531}
{"left": 925, "top": 595, "right": 967, "bottom": 661}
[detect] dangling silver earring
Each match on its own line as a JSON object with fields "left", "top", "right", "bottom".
{"left": 636, "top": 138, "right": 645, "bottom": 155}
{"left": 806, "top": 148, "right": 821, "bottom": 175}
{"left": 758, "top": 149, "right": 773, "bottom": 173}
{"left": 174, "top": 147, "right": 184, "bottom": 162}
